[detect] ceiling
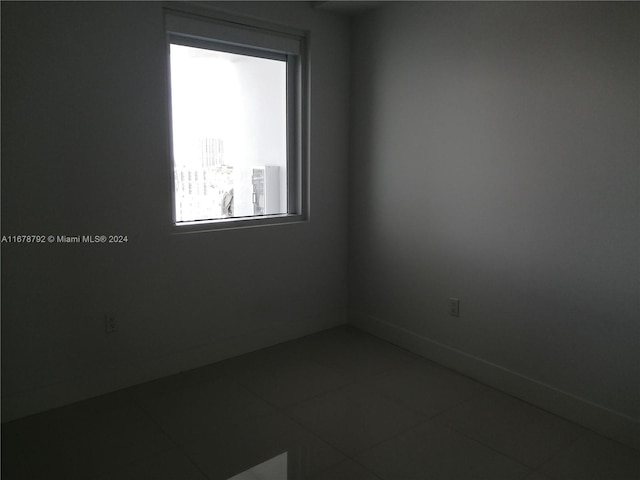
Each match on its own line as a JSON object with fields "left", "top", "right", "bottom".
{"left": 311, "top": 1, "right": 390, "bottom": 16}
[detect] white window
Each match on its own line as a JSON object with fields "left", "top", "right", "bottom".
{"left": 165, "top": 9, "right": 307, "bottom": 230}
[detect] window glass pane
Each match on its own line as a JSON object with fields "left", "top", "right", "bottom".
{"left": 170, "top": 43, "right": 287, "bottom": 223}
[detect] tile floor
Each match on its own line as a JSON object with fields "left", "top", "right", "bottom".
{"left": 2, "top": 326, "right": 639, "bottom": 480}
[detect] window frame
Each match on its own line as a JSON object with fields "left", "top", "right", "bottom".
{"left": 164, "top": 7, "right": 309, "bottom": 233}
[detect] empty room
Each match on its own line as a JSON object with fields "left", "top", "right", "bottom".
{"left": 1, "top": 1, "right": 638, "bottom": 479}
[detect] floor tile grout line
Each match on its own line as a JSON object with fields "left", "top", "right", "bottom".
{"left": 428, "top": 386, "right": 496, "bottom": 423}
{"left": 177, "top": 331, "right": 519, "bottom": 465}
{"left": 427, "top": 391, "right": 594, "bottom": 473}
{"left": 7, "top": 391, "right": 180, "bottom": 480}
{"left": 275, "top": 384, "right": 431, "bottom": 462}
{"left": 286, "top": 324, "right": 419, "bottom": 371}
{"left": 427, "top": 384, "right": 626, "bottom": 471}
{"left": 273, "top": 344, "right": 495, "bottom": 427}
{"left": 81, "top": 444, "right": 182, "bottom": 480}
{"left": 528, "top": 428, "right": 596, "bottom": 479}
{"left": 118, "top": 347, "right": 621, "bottom": 474}
{"left": 274, "top": 378, "right": 358, "bottom": 411}
{"left": 432, "top": 419, "right": 543, "bottom": 474}
{"left": 311, "top": 457, "right": 387, "bottom": 480}
{"left": 125, "top": 384, "right": 213, "bottom": 480}
{"left": 222, "top": 356, "right": 361, "bottom": 411}
{"left": 221, "top": 369, "right": 296, "bottom": 412}
{"left": 296, "top": 352, "right": 416, "bottom": 384}
{"left": 178, "top": 441, "right": 221, "bottom": 480}
{"left": 346, "top": 458, "right": 388, "bottom": 480}
{"left": 5, "top": 325, "right": 636, "bottom": 479}
{"left": 120, "top": 349, "right": 358, "bottom": 478}
{"left": 126, "top": 352, "right": 633, "bottom": 480}
{"left": 276, "top": 375, "right": 431, "bottom": 431}
{"left": 277, "top": 394, "right": 358, "bottom": 458}
{"left": 223, "top": 346, "right": 422, "bottom": 413}
{"left": 339, "top": 416, "right": 435, "bottom": 459}
{"left": 369, "top": 374, "right": 491, "bottom": 423}
{"left": 270, "top": 354, "right": 449, "bottom": 459}
{"left": 280, "top": 342, "right": 430, "bottom": 410}
{"left": 299, "top": 330, "right": 639, "bottom": 459}
{"left": 147, "top": 364, "right": 354, "bottom": 475}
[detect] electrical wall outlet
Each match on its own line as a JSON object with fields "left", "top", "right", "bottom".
{"left": 449, "top": 298, "right": 460, "bottom": 317}
{"left": 104, "top": 314, "right": 117, "bottom": 333}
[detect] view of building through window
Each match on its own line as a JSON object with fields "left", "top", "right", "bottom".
{"left": 169, "top": 43, "right": 287, "bottom": 223}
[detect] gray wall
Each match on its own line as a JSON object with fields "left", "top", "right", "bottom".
{"left": 349, "top": 2, "right": 639, "bottom": 444}
{"left": 1, "top": 1, "right": 350, "bottom": 420}
{"left": 2, "top": 0, "right": 638, "bottom": 446}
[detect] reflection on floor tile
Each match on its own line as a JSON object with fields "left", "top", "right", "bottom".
{"left": 2, "top": 326, "right": 637, "bottom": 480}
{"left": 182, "top": 413, "right": 346, "bottom": 480}
{"left": 228, "top": 452, "right": 288, "bottom": 480}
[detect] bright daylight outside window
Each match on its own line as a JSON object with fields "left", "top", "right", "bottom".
{"left": 166, "top": 11, "right": 305, "bottom": 228}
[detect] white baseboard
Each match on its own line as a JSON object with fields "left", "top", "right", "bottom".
{"left": 1, "top": 309, "right": 347, "bottom": 423}
{"left": 349, "top": 310, "right": 640, "bottom": 450}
